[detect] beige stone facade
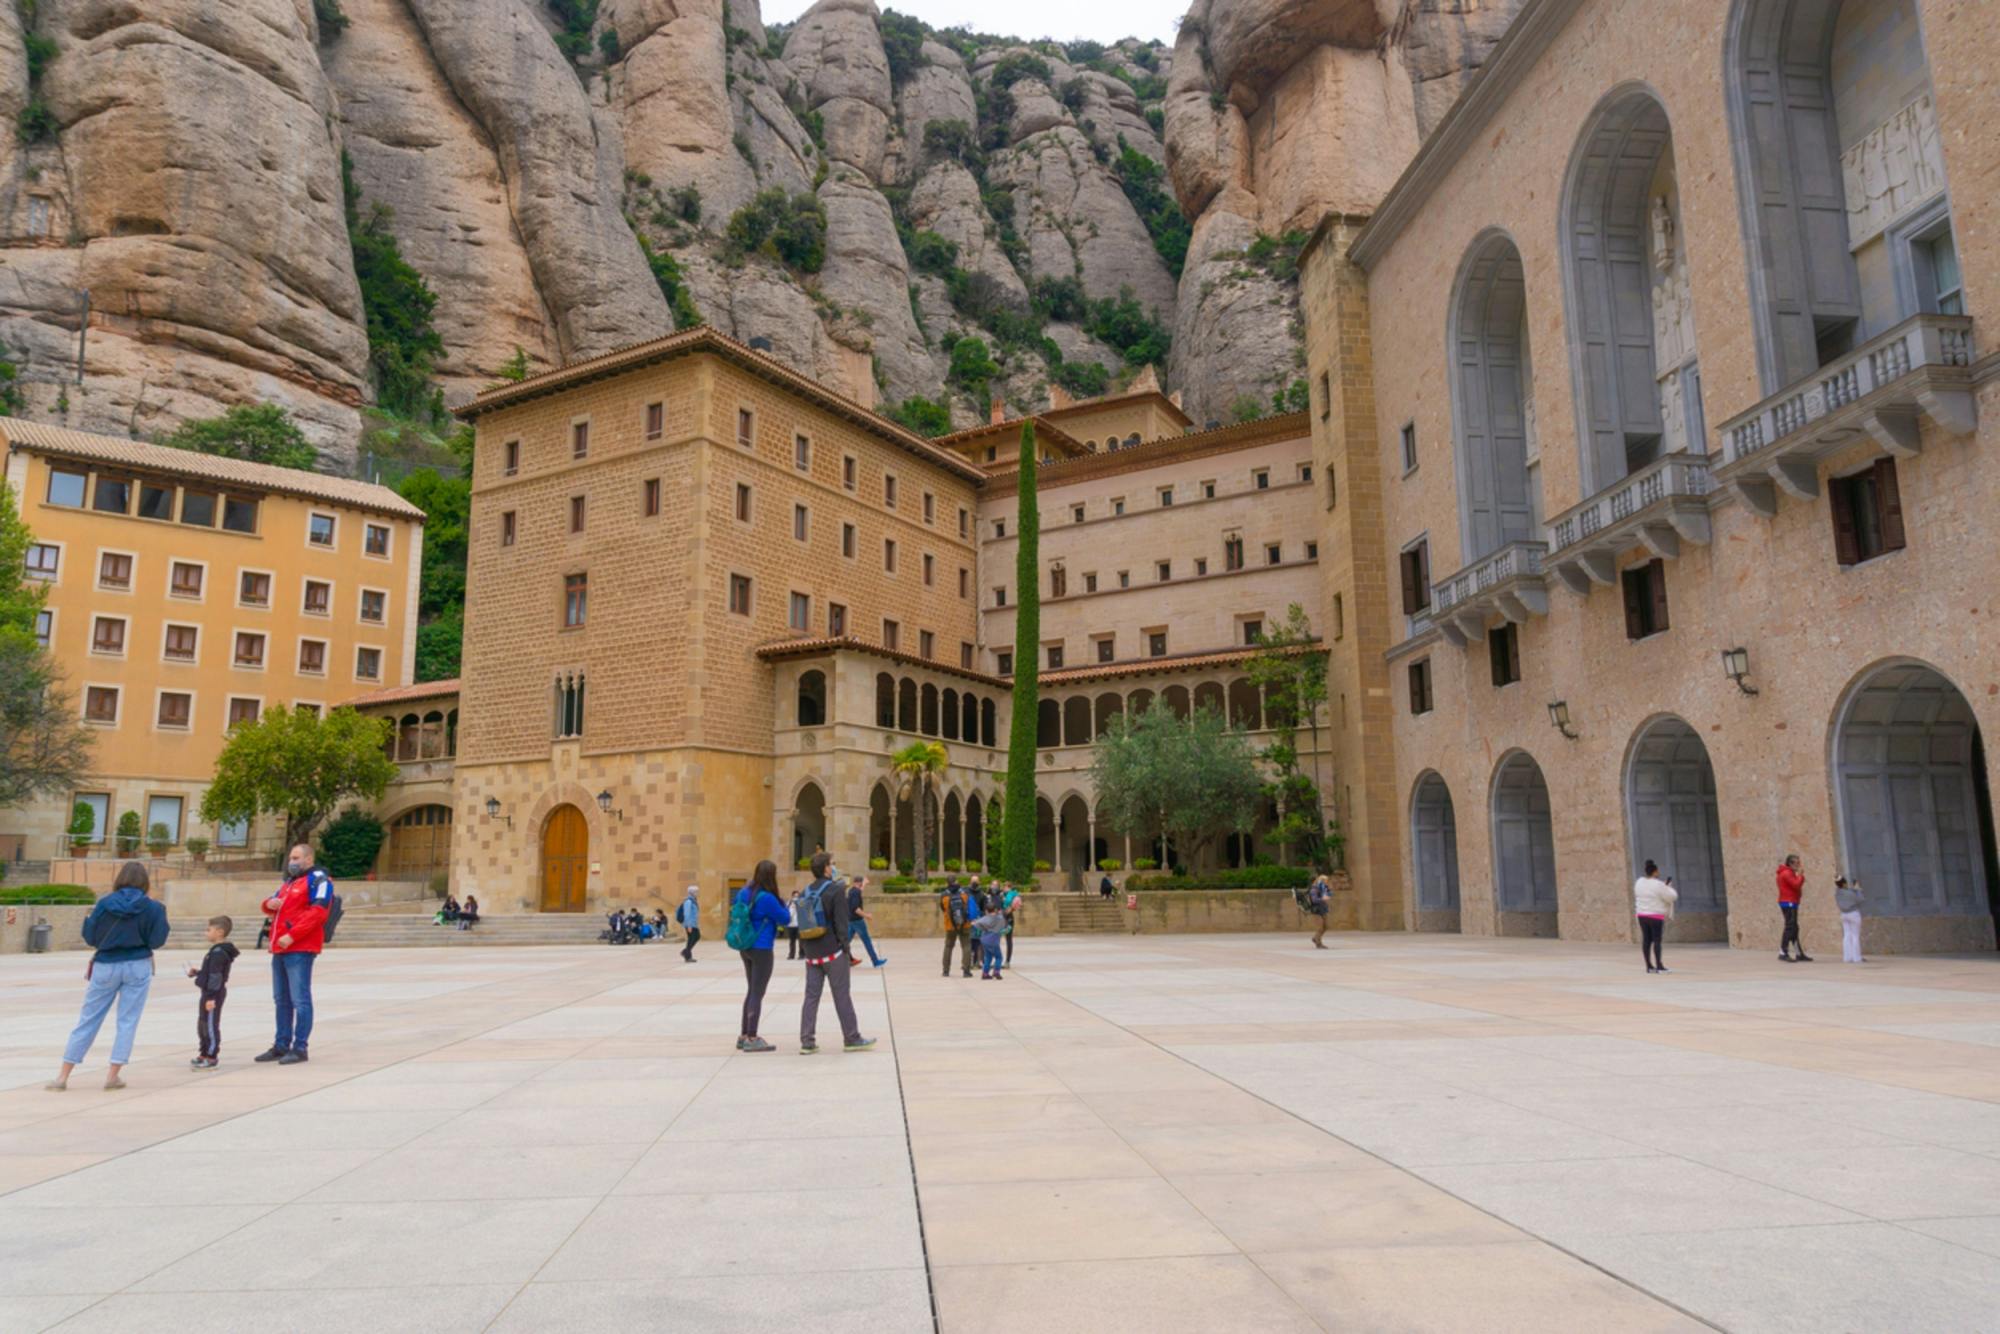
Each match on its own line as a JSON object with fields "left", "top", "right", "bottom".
{"left": 1302, "top": 0, "right": 2000, "bottom": 954}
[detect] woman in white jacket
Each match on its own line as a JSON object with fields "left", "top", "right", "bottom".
{"left": 1633, "top": 860, "right": 1678, "bottom": 974}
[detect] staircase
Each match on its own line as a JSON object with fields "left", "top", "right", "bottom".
{"left": 165, "top": 913, "right": 614, "bottom": 950}
{"left": 1056, "top": 897, "right": 1127, "bottom": 934}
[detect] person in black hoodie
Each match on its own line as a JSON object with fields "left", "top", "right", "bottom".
{"left": 186, "top": 915, "right": 239, "bottom": 1069}
{"left": 48, "top": 862, "right": 170, "bottom": 1091}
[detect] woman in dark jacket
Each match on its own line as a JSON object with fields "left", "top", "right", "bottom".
{"left": 48, "top": 862, "right": 170, "bottom": 1091}
{"left": 734, "top": 860, "right": 793, "bottom": 1053}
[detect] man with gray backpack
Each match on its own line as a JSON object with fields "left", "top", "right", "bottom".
{"left": 796, "top": 852, "right": 876, "bottom": 1055}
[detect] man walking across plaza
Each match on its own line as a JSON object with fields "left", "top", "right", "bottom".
{"left": 939, "top": 877, "right": 975, "bottom": 978}
{"left": 258, "top": 843, "right": 335, "bottom": 1065}
{"left": 797, "top": 853, "right": 875, "bottom": 1054}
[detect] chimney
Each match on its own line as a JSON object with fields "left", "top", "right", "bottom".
{"left": 1129, "top": 364, "right": 1162, "bottom": 396}
{"left": 988, "top": 397, "right": 1005, "bottom": 425}
{"left": 1047, "top": 383, "right": 1073, "bottom": 410}
{"left": 1168, "top": 389, "right": 1184, "bottom": 410}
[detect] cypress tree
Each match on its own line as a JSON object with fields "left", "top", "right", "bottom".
{"left": 1001, "top": 420, "right": 1041, "bottom": 881}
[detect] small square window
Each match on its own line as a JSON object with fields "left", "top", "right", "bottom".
{"left": 1195, "top": 557, "right": 1208, "bottom": 576}
{"left": 239, "top": 571, "right": 270, "bottom": 607}
{"left": 303, "top": 580, "right": 331, "bottom": 615}
{"left": 98, "top": 551, "right": 132, "bottom": 589}
{"left": 828, "top": 602, "right": 847, "bottom": 636}
{"left": 364, "top": 523, "right": 391, "bottom": 558}
{"left": 1158, "top": 487, "right": 1173, "bottom": 507}
{"left": 1299, "top": 463, "right": 1313, "bottom": 483}
{"left": 643, "top": 478, "right": 661, "bottom": 516}
{"left": 729, "top": 573, "right": 752, "bottom": 616}
{"left": 1253, "top": 469, "right": 1270, "bottom": 491}
{"left": 356, "top": 647, "right": 382, "bottom": 680}
{"left": 1111, "top": 498, "right": 1125, "bottom": 516}
{"left": 1202, "top": 480, "right": 1216, "bottom": 500}
{"left": 222, "top": 496, "right": 259, "bottom": 534}
{"left": 1072, "top": 504, "right": 1086, "bottom": 523}
{"left": 996, "top": 651, "right": 1013, "bottom": 675}
{"left": 1148, "top": 631, "right": 1167, "bottom": 657}
{"left": 93, "top": 475, "right": 131, "bottom": 514}
{"left": 45, "top": 468, "right": 85, "bottom": 507}
{"left": 564, "top": 572, "right": 588, "bottom": 628}
{"left": 308, "top": 513, "right": 336, "bottom": 547}
{"left": 157, "top": 691, "right": 192, "bottom": 730}
{"left": 795, "top": 433, "right": 811, "bottom": 471}
{"left": 234, "top": 632, "right": 266, "bottom": 668}
{"left": 180, "top": 491, "right": 217, "bottom": 528}
{"left": 1243, "top": 619, "right": 1263, "bottom": 646}
{"left": 793, "top": 503, "right": 809, "bottom": 542}
{"left": 1118, "top": 570, "right": 1130, "bottom": 589}
{"left": 1408, "top": 658, "right": 1433, "bottom": 714}
{"left": 1047, "top": 644, "right": 1064, "bottom": 670}
{"left": 138, "top": 483, "right": 175, "bottom": 521}
{"left": 788, "top": 591, "right": 810, "bottom": 631}
{"left": 1156, "top": 560, "right": 1171, "bottom": 581}
{"left": 920, "top": 630, "right": 935, "bottom": 660}
{"left": 501, "top": 511, "right": 517, "bottom": 547}
{"left": 360, "top": 590, "right": 386, "bottom": 624}
{"left": 1305, "top": 540, "right": 1319, "bottom": 560}
{"left": 170, "top": 562, "right": 203, "bottom": 599}
{"left": 91, "top": 616, "right": 125, "bottom": 655}
{"left": 645, "top": 401, "right": 665, "bottom": 440}
{"left": 1266, "top": 543, "right": 1281, "bottom": 565}
{"left": 503, "top": 439, "right": 520, "bottom": 475}
{"left": 882, "top": 619, "right": 900, "bottom": 650}
{"left": 569, "top": 495, "right": 585, "bottom": 534}
{"left": 571, "top": 420, "right": 590, "bottom": 459}
{"left": 164, "top": 624, "right": 198, "bottom": 661}
{"left": 84, "top": 686, "right": 119, "bottom": 724}
{"left": 298, "top": 639, "right": 327, "bottom": 675}
{"left": 994, "top": 586, "right": 1008, "bottom": 607}
{"left": 1083, "top": 572, "right": 1097, "bottom": 593}
{"left": 995, "top": 518, "right": 1007, "bottom": 539}
{"left": 227, "top": 696, "right": 261, "bottom": 728}
{"left": 1096, "top": 637, "right": 1114, "bottom": 663}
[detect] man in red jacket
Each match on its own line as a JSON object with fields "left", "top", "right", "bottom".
{"left": 1776, "top": 853, "right": 1812, "bottom": 963}
{"left": 256, "top": 843, "right": 336, "bottom": 1065}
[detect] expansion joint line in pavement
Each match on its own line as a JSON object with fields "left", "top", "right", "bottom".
{"left": 1001, "top": 955, "right": 1729, "bottom": 1334}
{"left": 880, "top": 967, "right": 945, "bottom": 1334}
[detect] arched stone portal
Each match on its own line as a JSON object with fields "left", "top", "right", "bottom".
{"left": 1451, "top": 231, "right": 1538, "bottom": 559}
{"left": 792, "top": 782, "right": 826, "bottom": 867}
{"left": 1625, "top": 717, "right": 1728, "bottom": 939}
{"left": 1411, "top": 772, "right": 1461, "bottom": 932}
{"left": 1491, "top": 751, "right": 1558, "bottom": 936}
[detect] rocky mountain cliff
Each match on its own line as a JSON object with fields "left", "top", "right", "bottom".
{"left": 0, "top": 0, "right": 1519, "bottom": 471}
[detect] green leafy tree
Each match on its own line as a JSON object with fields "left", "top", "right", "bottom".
{"left": 1113, "top": 144, "right": 1190, "bottom": 276}
{"left": 638, "top": 234, "right": 703, "bottom": 329}
{"left": 345, "top": 154, "right": 447, "bottom": 423}
{"left": 1091, "top": 705, "right": 1263, "bottom": 872}
{"left": 885, "top": 396, "right": 952, "bottom": 437}
{"left": 1247, "top": 604, "right": 1337, "bottom": 868}
{"left": 891, "top": 741, "right": 948, "bottom": 883}
{"left": 115, "top": 809, "right": 141, "bottom": 856}
{"left": 395, "top": 468, "right": 469, "bottom": 681}
{"left": 724, "top": 189, "right": 826, "bottom": 273}
{"left": 1000, "top": 421, "right": 1040, "bottom": 881}
{"left": 313, "top": 0, "right": 349, "bottom": 39}
{"left": 496, "top": 346, "right": 531, "bottom": 382}
{"left": 67, "top": 801, "right": 95, "bottom": 856}
{"left": 1084, "top": 287, "right": 1171, "bottom": 368}
{"left": 317, "top": 806, "right": 387, "bottom": 878}
{"left": 0, "top": 482, "right": 93, "bottom": 809}
{"left": 946, "top": 335, "right": 1000, "bottom": 406}
{"left": 879, "top": 10, "right": 928, "bottom": 88}
{"left": 159, "top": 404, "right": 318, "bottom": 472}
{"left": 200, "top": 705, "right": 397, "bottom": 853}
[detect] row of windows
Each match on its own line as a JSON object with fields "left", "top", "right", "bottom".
{"left": 994, "top": 626, "right": 1176, "bottom": 677}
{"left": 990, "top": 466, "right": 1309, "bottom": 541}
{"left": 22, "top": 546, "right": 391, "bottom": 620}
{"left": 382, "top": 709, "right": 459, "bottom": 761}
{"left": 864, "top": 672, "right": 999, "bottom": 744}
{"left": 1031, "top": 678, "right": 1287, "bottom": 749}
{"left": 76, "top": 686, "right": 322, "bottom": 733}
{"left": 64, "top": 614, "right": 382, "bottom": 680}
{"left": 994, "top": 537, "right": 1316, "bottom": 607}
{"left": 65, "top": 791, "right": 240, "bottom": 848}
{"left": 42, "top": 465, "right": 395, "bottom": 555}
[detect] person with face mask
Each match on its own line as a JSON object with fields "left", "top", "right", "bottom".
{"left": 256, "top": 843, "right": 336, "bottom": 1065}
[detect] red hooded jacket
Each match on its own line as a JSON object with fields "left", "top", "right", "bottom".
{"left": 263, "top": 867, "right": 335, "bottom": 954}
{"left": 1776, "top": 863, "right": 1804, "bottom": 905}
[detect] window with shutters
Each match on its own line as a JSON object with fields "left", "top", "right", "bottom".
{"left": 1828, "top": 458, "right": 1906, "bottom": 567}
{"left": 1621, "top": 560, "right": 1670, "bottom": 640}
{"left": 645, "top": 401, "right": 665, "bottom": 440}
{"left": 1049, "top": 565, "right": 1066, "bottom": 598}
{"left": 1408, "top": 659, "right": 1433, "bottom": 715}
{"left": 920, "top": 630, "right": 934, "bottom": 660}
{"left": 1399, "top": 540, "right": 1431, "bottom": 615}
{"left": 98, "top": 552, "right": 132, "bottom": 589}
{"left": 643, "top": 478, "right": 661, "bottom": 517}
{"left": 571, "top": 420, "right": 590, "bottom": 459}
{"left": 1223, "top": 535, "right": 1244, "bottom": 571}
{"left": 569, "top": 495, "right": 585, "bottom": 534}
{"left": 1489, "top": 623, "right": 1521, "bottom": 687}
{"left": 728, "top": 574, "right": 752, "bottom": 616}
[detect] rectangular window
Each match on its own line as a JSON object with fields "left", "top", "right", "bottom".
{"left": 1119, "top": 571, "right": 1130, "bottom": 589}
{"left": 234, "top": 631, "right": 265, "bottom": 668}
{"left": 356, "top": 646, "right": 382, "bottom": 680}
{"left": 302, "top": 580, "right": 331, "bottom": 615}
{"left": 91, "top": 616, "right": 125, "bottom": 655}
{"left": 504, "top": 439, "right": 520, "bottom": 475}
{"left": 98, "top": 551, "right": 132, "bottom": 590}
{"left": 171, "top": 562, "right": 204, "bottom": 599}
{"left": 45, "top": 468, "right": 86, "bottom": 507}
{"left": 961, "top": 642, "right": 975, "bottom": 669}
{"left": 501, "top": 511, "right": 517, "bottom": 547}
{"left": 1401, "top": 422, "right": 1418, "bottom": 474}
{"left": 1158, "top": 487, "right": 1174, "bottom": 507}
{"left": 841, "top": 522, "right": 857, "bottom": 558}
{"left": 1829, "top": 458, "right": 1907, "bottom": 566}
{"left": 922, "top": 492, "right": 935, "bottom": 524}
{"left": 828, "top": 602, "right": 847, "bottom": 636}
{"left": 1333, "top": 593, "right": 1344, "bottom": 641}
{"left": 1156, "top": 560, "right": 1171, "bottom": 581}
{"left": 1111, "top": 498, "right": 1125, "bottom": 516}
{"left": 180, "top": 491, "right": 217, "bottom": 528}
{"left": 737, "top": 408, "right": 755, "bottom": 447}
{"left": 843, "top": 455, "right": 857, "bottom": 491}
{"left": 1318, "top": 371, "right": 1331, "bottom": 420}
{"left": 728, "top": 573, "right": 752, "bottom": 616}
{"left": 995, "top": 518, "right": 1007, "bottom": 539}
{"left": 25, "top": 543, "right": 58, "bottom": 580}
{"left": 1399, "top": 540, "right": 1431, "bottom": 615}
{"left": 298, "top": 639, "right": 327, "bottom": 674}
{"left": 793, "top": 503, "right": 809, "bottom": 543}
{"left": 788, "top": 591, "right": 810, "bottom": 630}
{"left": 1489, "top": 623, "right": 1521, "bottom": 687}
{"left": 228, "top": 697, "right": 261, "bottom": 728}
{"left": 215, "top": 815, "right": 248, "bottom": 848}
{"left": 85, "top": 686, "right": 119, "bottom": 724}
{"left": 222, "top": 495, "right": 259, "bottom": 534}
{"left": 137, "top": 482, "right": 175, "bottom": 521}
{"left": 1096, "top": 637, "right": 1115, "bottom": 663}
{"left": 1925, "top": 227, "right": 1964, "bottom": 315}
{"left": 735, "top": 482, "right": 752, "bottom": 523}
{"left": 1253, "top": 469, "right": 1269, "bottom": 491}
{"left": 157, "top": 691, "right": 192, "bottom": 730}
{"left": 994, "top": 586, "right": 1007, "bottom": 607}
{"left": 1148, "top": 631, "right": 1168, "bottom": 657}
{"left": 884, "top": 474, "right": 898, "bottom": 509}
{"left": 1408, "top": 659, "right": 1433, "bottom": 715}
{"left": 643, "top": 478, "right": 661, "bottom": 517}
{"left": 1224, "top": 536, "right": 1244, "bottom": 571}
{"left": 239, "top": 570, "right": 270, "bottom": 607}
{"left": 922, "top": 552, "right": 934, "bottom": 586}
{"left": 1305, "top": 540, "right": 1319, "bottom": 560}
{"left": 645, "top": 401, "right": 665, "bottom": 440}
{"left": 882, "top": 619, "right": 900, "bottom": 650}
{"left": 569, "top": 495, "right": 586, "bottom": 534}
{"left": 1266, "top": 542, "right": 1282, "bottom": 565}
{"left": 359, "top": 590, "right": 385, "bottom": 624}
{"left": 93, "top": 475, "right": 131, "bottom": 514}
{"left": 958, "top": 507, "right": 968, "bottom": 538}
{"left": 34, "top": 608, "right": 51, "bottom": 647}
{"left": 145, "top": 794, "right": 184, "bottom": 844}
{"left": 1083, "top": 572, "right": 1097, "bottom": 594}
{"left": 883, "top": 538, "right": 897, "bottom": 573}
{"left": 1047, "top": 644, "right": 1064, "bottom": 670}
{"left": 795, "top": 433, "right": 811, "bottom": 470}
{"left": 1050, "top": 566, "right": 1066, "bottom": 598}
{"left": 997, "top": 650, "right": 1013, "bottom": 675}
{"left": 564, "top": 573, "right": 588, "bottom": 627}
{"left": 1072, "top": 504, "right": 1086, "bottom": 523}
{"left": 571, "top": 420, "right": 589, "bottom": 459}
{"left": 958, "top": 567, "right": 969, "bottom": 598}
{"left": 364, "top": 523, "right": 391, "bottom": 558}
{"left": 308, "top": 513, "right": 336, "bottom": 547}
{"left": 920, "top": 630, "right": 935, "bottom": 660}
{"left": 1621, "top": 559, "right": 1671, "bottom": 640}
{"left": 1243, "top": 619, "right": 1263, "bottom": 646}
{"left": 1299, "top": 463, "right": 1314, "bottom": 483}
{"left": 1202, "top": 480, "right": 1216, "bottom": 500}
{"left": 164, "top": 624, "right": 198, "bottom": 661}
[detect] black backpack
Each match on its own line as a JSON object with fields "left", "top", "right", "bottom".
{"left": 322, "top": 891, "right": 345, "bottom": 943}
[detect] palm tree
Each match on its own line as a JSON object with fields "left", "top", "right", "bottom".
{"left": 891, "top": 740, "right": 949, "bottom": 881}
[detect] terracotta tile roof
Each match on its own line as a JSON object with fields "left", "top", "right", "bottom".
{"left": 452, "top": 326, "right": 987, "bottom": 484}
{"left": 1037, "top": 640, "right": 1321, "bottom": 686}
{"left": 933, "top": 415, "right": 1089, "bottom": 456}
{"left": 982, "top": 411, "right": 1313, "bottom": 497}
{"left": 0, "top": 417, "right": 427, "bottom": 520}
{"left": 753, "top": 635, "right": 1004, "bottom": 687}
{"left": 343, "top": 678, "right": 461, "bottom": 709}
{"left": 1042, "top": 385, "right": 1193, "bottom": 429}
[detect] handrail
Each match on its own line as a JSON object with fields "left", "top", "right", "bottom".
{"left": 1547, "top": 452, "right": 1713, "bottom": 555}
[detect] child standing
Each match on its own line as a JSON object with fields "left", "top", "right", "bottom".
{"left": 187, "top": 916, "right": 239, "bottom": 1069}
{"left": 972, "top": 903, "right": 1008, "bottom": 980}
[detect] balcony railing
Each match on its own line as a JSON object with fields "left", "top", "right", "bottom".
{"left": 1430, "top": 540, "right": 1548, "bottom": 648}
{"left": 1544, "top": 451, "right": 1715, "bottom": 594}
{"left": 1715, "top": 313, "right": 1976, "bottom": 515}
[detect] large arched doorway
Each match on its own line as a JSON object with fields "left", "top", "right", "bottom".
{"left": 383, "top": 804, "right": 454, "bottom": 879}
{"left": 1491, "top": 751, "right": 1558, "bottom": 936}
{"left": 1059, "top": 794, "right": 1091, "bottom": 886}
{"left": 1625, "top": 717, "right": 1728, "bottom": 940}
{"left": 792, "top": 782, "right": 827, "bottom": 868}
{"left": 1835, "top": 663, "right": 1996, "bottom": 938}
{"left": 1451, "top": 231, "right": 1539, "bottom": 559}
{"left": 1411, "top": 772, "right": 1461, "bottom": 932}
{"left": 540, "top": 805, "right": 589, "bottom": 913}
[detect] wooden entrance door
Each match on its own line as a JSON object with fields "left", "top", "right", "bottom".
{"left": 541, "top": 805, "right": 589, "bottom": 913}
{"left": 384, "top": 805, "right": 453, "bottom": 879}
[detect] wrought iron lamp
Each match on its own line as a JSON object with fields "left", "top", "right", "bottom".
{"left": 484, "top": 796, "right": 511, "bottom": 828}
{"left": 1721, "top": 646, "right": 1759, "bottom": 696}
{"left": 1547, "top": 700, "right": 1578, "bottom": 740}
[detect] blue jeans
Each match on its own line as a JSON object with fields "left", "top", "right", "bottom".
{"left": 63, "top": 958, "right": 153, "bottom": 1066}
{"left": 980, "top": 937, "right": 1003, "bottom": 974}
{"left": 853, "top": 918, "right": 885, "bottom": 965}
{"left": 272, "top": 952, "right": 317, "bottom": 1052}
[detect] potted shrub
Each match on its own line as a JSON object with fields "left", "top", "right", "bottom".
{"left": 67, "top": 802, "right": 95, "bottom": 858}
{"left": 942, "top": 858, "right": 962, "bottom": 873}
{"left": 796, "top": 856, "right": 812, "bottom": 871}
{"left": 185, "top": 836, "right": 210, "bottom": 865}
{"left": 897, "top": 859, "right": 913, "bottom": 876}
{"left": 145, "top": 822, "right": 174, "bottom": 857}
{"left": 1132, "top": 857, "right": 1157, "bottom": 871}
{"left": 869, "top": 856, "right": 889, "bottom": 870}
{"left": 1032, "top": 859, "right": 1050, "bottom": 872}
{"left": 1097, "top": 858, "right": 1122, "bottom": 872}
{"left": 114, "top": 810, "right": 142, "bottom": 856}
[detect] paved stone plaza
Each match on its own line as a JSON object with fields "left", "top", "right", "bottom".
{"left": 0, "top": 934, "right": 1998, "bottom": 1332}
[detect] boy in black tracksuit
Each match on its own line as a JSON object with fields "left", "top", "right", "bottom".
{"left": 187, "top": 915, "right": 239, "bottom": 1069}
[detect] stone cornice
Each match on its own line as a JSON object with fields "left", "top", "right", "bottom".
{"left": 981, "top": 412, "right": 1311, "bottom": 500}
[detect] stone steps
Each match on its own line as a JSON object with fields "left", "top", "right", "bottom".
{"left": 165, "top": 914, "right": 616, "bottom": 950}
{"left": 1056, "top": 898, "right": 1128, "bottom": 934}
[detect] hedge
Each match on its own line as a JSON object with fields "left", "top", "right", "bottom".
{"left": 880, "top": 877, "right": 1040, "bottom": 894}
{"left": 0, "top": 884, "right": 96, "bottom": 905}
{"left": 1122, "top": 866, "right": 1315, "bottom": 891}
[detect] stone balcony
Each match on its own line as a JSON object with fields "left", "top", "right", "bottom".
{"left": 1714, "top": 313, "right": 1976, "bottom": 515}
{"left": 1544, "top": 452, "right": 1715, "bottom": 595}
{"left": 1430, "top": 540, "right": 1549, "bottom": 647}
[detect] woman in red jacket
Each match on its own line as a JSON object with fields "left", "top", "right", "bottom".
{"left": 1776, "top": 853, "right": 1812, "bottom": 962}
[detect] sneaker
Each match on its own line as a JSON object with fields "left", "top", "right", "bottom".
{"left": 735, "top": 1036, "right": 749, "bottom": 1051}
{"left": 742, "top": 1037, "right": 775, "bottom": 1053}
{"left": 253, "top": 1047, "right": 290, "bottom": 1063}
{"left": 188, "top": 1056, "right": 208, "bottom": 1068}
{"left": 800, "top": 1042, "right": 819, "bottom": 1055}
{"left": 843, "top": 1037, "right": 878, "bottom": 1052}
{"left": 1646, "top": 967, "right": 1657, "bottom": 974}
{"left": 1656, "top": 966, "right": 1671, "bottom": 974}
{"left": 1795, "top": 953, "right": 1813, "bottom": 962}
{"left": 1778, "top": 954, "right": 1793, "bottom": 963}
{"left": 277, "top": 1050, "right": 309, "bottom": 1065}
{"left": 872, "top": 957, "right": 888, "bottom": 968}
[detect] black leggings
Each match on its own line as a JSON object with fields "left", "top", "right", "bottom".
{"left": 740, "top": 948, "right": 774, "bottom": 1037}
{"left": 1780, "top": 903, "right": 1800, "bottom": 955}
{"left": 1639, "top": 916, "right": 1665, "bottom": 970}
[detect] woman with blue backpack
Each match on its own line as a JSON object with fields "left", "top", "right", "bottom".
{"left": 728, "top": 861, "right": 793, "bottom": 1053}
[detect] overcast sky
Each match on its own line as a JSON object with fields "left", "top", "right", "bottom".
{"left": 758, "top": 0, "right": 1181, "bottom": 46}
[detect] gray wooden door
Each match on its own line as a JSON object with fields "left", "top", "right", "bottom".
{"left": 1492, "top": 753, "right": 1558, "bottom": 912}
{"left": 1838, "top": 666, "right": 1986, "bottom": 915}
{"left": 1454, "top": 237, "right": 1535, "bottom": 559}
{"left": 1627, "top": 718, "right": 1728, "bottom": 914}
{"left": 1413, "top": 773, "right": 1461, "bottom": 912}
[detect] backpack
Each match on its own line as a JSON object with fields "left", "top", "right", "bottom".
{"left": 322, "top": 890, "right": 345, "bottom": 942}
{"left": 724, "top": 891, "right": 757, "bottom": 951}
{"left": 945, "top": 889, "right": 969, "bottom": 928}
{"left": 796, "top": 879, "right": 832, "bottom": 940}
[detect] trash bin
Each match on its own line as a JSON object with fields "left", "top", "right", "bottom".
{"left": 27, "top": 920, "right": 52, "bottom": 953}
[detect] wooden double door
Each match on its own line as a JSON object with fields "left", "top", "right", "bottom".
{"left": 540, "top": 805, "right": 589, "bottom": 913}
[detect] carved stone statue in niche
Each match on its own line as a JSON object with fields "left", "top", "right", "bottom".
{"left": 1843, "top": 94, "right": 1947, "bottom": 245}
{"left": 1651, "top": 194, "right": 1676, "bottom": 275}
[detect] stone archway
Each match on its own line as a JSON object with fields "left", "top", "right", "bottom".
{"left": 1625, "top": 716, "right": 1728, "bottom": 940}
{"left": 792, "top": 782, "right": 827, "bottom": 869}
{"left": 1450, "top": 230, "right": 1538, "bottom": 560}
{"left": 1411, "top": 772, "right": 1461, "bottom": 932}
{"left": 1490, "top": 751, "right": 1558, "bottom": 936}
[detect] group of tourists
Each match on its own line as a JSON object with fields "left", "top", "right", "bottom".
{"left": 434, "top": 894, "right": 480, "bottom": 930}
{"left": 603, "top": 905, "right": 672, "bottom": 945}
{"left": 49, "top": 843, "right": 335, "bottom": 1089}
{"left": 935, "top": 875, "right": 1022, "bottom": 979}
{"left": 1630, "top": 851, "right": 1869, "bottom": 973}
{"left": 729, "top": 853, "right": 879, "bottom": 1054}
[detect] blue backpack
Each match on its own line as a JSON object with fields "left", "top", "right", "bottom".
{"left": 725, "top": 891, "right": 757, "bottom": 951}
{"left": 796, "top": 878, "right": 833, "bottom": 940}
